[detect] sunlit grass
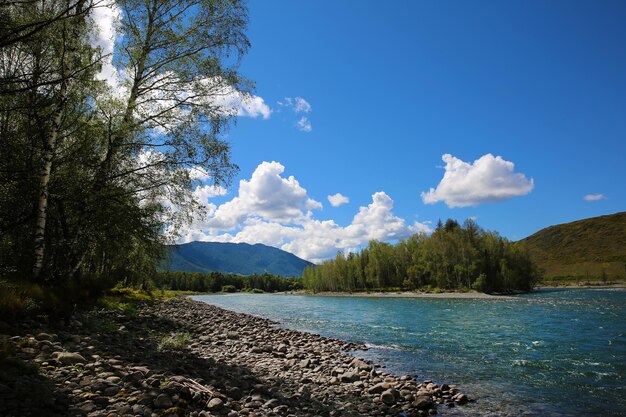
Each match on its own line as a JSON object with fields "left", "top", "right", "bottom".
{"left": 97, "top": 287, "right": 200, "bottom": 315}
{"left": 157, "top": 332, "right": 191, "bottom": 351}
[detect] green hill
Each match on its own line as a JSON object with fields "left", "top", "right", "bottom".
{"left": 164, "top": 241, "right": 313, "bottom": 277}
{"left": 519, "top": 212, "right": 626, "bottom": 281}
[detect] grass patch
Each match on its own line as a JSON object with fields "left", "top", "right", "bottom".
{"left": 0, "top": 279, "right": 199, "bottom": 321}
{"left": 0, "top": 279, "right": 48, "bottom": 320}
{"left": 96, "top": 287, "right": 200, "bottom": 316}
{"left": 157, "top": 332, "right": 191, "bottom": 351}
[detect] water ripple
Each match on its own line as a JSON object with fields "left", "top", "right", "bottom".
{"left": 192, "top": 288, "right": 626, "bottom": 416}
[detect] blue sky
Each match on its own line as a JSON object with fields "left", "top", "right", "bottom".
{"left": 97, "top": 1, "right": 626, "bottom": 262}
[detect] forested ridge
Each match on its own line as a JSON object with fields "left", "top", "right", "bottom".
{"left": 0, "top": 0, "right": 251, "bottom": 300}
{"left": 302, "top": 219, "right": 539, "bottom": 293}
{"left": 165, "top": 241, "right": 314, "bottom": 277}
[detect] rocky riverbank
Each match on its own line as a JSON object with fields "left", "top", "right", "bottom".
{"left": 0, "top": 297, "right": 470, "bottom": 416}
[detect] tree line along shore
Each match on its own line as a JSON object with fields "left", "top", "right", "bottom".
{"left": 303, "top": 219, "right": 539, "bottom": 294}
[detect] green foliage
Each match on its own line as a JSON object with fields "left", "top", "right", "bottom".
{"left": 0, "top": 1, "right": 252, "bottom": 296}
{"left": 157, "top": 332, "right": 191, "bottom": 352}
{"left": 151, "top": 271, "right": 302, "bottom": 293}
{"left": 303, "top": 219, "right": 539, "bottom": 293}
{"left": 0, "top": 277, "right": 110, "bottom": 318}
{"left": 97, "top": 297, "right": 139, "bottom": 316}
{"left": 221, "top": 285, "right": 237, "bottom": 293}
{"left": 472, "top": 273, "right": 488, "bottom": 292}
{"left": 521, "top": 212, "right": 626, "bottom": 281}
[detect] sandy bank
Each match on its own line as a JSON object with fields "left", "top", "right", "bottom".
{"left": 279, "top": 291, "right": 510, "bottom": 300}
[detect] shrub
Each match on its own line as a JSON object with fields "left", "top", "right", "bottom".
{"left": 221, "top": 285, "right": 237, "bottom": 293}
{"left": 472, "top": 273, "right": 488, "bottom": 293}
{"left": 0, "top": 279, "right": 43, "bottom": 319}
{"left": 157, "top": 333, "right": 191, "bottom": 351}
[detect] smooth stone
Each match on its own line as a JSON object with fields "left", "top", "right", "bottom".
{"left": 103, "top": 386, "right": 120, "bottom": 396}
{"left": 414, "top": 397, "right": 433, "bottom": 410}
{"left": 207, "top": 397, "right": 223, "bottom": 410}
{"left": 367, "top": 382, "right": 390, "bottom": 395}
{"left": 36, "top": 333, "right": 55, "bottom": 342}
{"left": 55, "top": 352, "right": 87, "bottom": 365}
{"left": 350, "top": 358, "right": 372, "bottom": 371}
{"left": 381, "top": 389, "right": 396, "bottom": 405}
{"left": 340, "top": 372, "right": 359, "bottom": 383}
{"left": 153, "top": 393, "right": 173, "bottom": 408}
{"left": 455, "top": 393, "right": 468, "bottom": 405}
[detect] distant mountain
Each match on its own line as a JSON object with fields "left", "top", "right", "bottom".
{"left": 519, "top": 212, "right": 626, "bottom": 279}
{"left": 163, "top": 241, "right": 314, "bottom": 277}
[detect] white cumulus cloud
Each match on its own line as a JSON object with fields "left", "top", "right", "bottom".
{"left": 90, "top": 1, "right": 122, "bottom": 88}
{"left": 170, "top": 162, "right": 431, "bottom": 263}
{"left": 89, "top": 4, "right": 270, "bottom": 119}
{"left": 583, "top": 194, "right": 606, "bottom": 201}
{"left": 212, "top": 82, "right": 271, "bottom": 119}
{"left": 207, "top": 161, "right": 322, "bottom": 230}
{"left": 328, "top": 193, "right": 349, "bottom": 207}
{"left": 421, "top": 153, "right": 534, "bottom": 208}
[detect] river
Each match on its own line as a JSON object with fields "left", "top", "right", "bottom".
{"left": 191, "top": 288, "right": 626, "bottom": 416}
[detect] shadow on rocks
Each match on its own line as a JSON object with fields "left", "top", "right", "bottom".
{"left": 73, "top": 304, "right": 347, "bottom": 416}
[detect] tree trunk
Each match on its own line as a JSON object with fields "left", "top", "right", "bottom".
{"left": 32, "top": 0, "right": 85, "bottom": 279}
{"left": 32, "top": 96, "right": 65, "bottom": 278}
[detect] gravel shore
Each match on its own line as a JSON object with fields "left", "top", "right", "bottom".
{"left": 0, "top": 297, "right": 470, "bottom": 416}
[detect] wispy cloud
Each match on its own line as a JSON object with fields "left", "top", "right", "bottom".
{"left": 293, "top": 97, "right": 312, "bottom": 113}
{"left": 281, "top": 97, "right": 312, "bottom": 113}
{"left": 296, "top": 116, "right": 312, "bottom": 132}
{"left": 583, "top": 194, "right": 606, "bottom": 201}
{"left": 279, "top": 96, "right": 313, "bottom": 132}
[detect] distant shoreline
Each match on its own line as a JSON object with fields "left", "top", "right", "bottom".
{"left": 277, "top": 290, "right": 509, "bottom": 299}
{"left": 536, "top": 283, "right": 626, "bottom": 289}
{"left": 276, "top": 284, "right": 625, "bottom": 299}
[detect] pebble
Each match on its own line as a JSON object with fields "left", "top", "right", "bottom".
{"left": 0, "top": 298, "right": 471, "bottom": 417}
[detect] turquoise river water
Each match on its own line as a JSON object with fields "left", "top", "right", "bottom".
{"left": 191, "top": 288, "right": 626, "bottom": 416}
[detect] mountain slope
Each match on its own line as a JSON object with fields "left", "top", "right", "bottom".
{"left": 519, "top": 211, "right": 626, "bottom": 279}
{"left": 164, "top": 241, "right": 314, "bottom": 277}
